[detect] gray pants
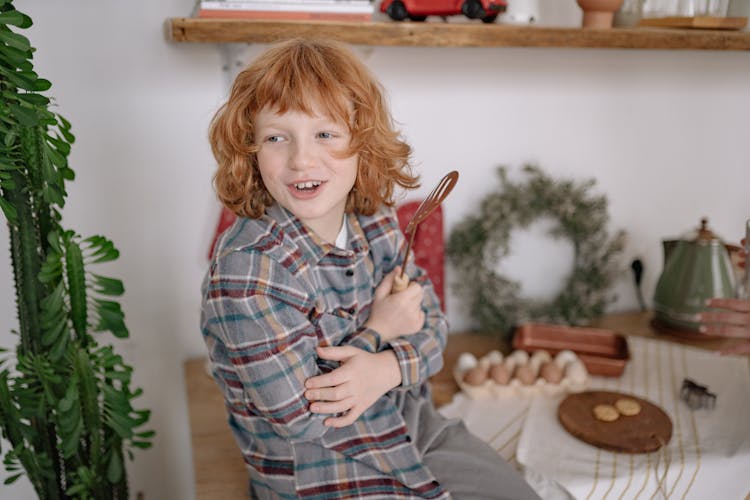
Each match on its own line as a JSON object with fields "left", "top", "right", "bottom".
{"left": 399, "top": 391, "right": 541, "bottom": 500}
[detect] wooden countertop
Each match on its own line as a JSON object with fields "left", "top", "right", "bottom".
{"left": 185, "top": 311, "right": 745, "bottom": 499}
{"left": 185, "top": 358, "right": 248, "bottom": 498}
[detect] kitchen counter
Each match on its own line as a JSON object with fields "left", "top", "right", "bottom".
{"left": 184, "top": 311, "right": 745, "bottom": 499}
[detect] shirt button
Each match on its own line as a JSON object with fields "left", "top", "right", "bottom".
{"left": 348, "top": 307, "right": 356, "bottom": 314}
{"left": 431, "top": 481, "right": 440, "bottom": 487}
{"left": 405, "top": 436, "right": 411, "bottom": 443}
{"left": 345, "top": 269, "right": 354, "bottom": 276}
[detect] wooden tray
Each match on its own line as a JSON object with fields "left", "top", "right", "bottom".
{"left": 513, "top": 323, "right": 630, "bottom": 377}
{"left": 558, "top": 390, "right": 672, "bottom": 453}
{"left": 639, "top": 16, "right": 748, "bottom": 30}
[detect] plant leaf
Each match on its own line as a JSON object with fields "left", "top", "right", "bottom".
{"left": 0, "top": 10, "right": 33, "bottom": 28}
{"left": 47, "top": 134, "right": 70, "bottom": 155}
{"left": 106, "top": 450, "right": 122, "bottom": 483}
{"left": 40, "top": 316, "right": 65, "bottom": 346}
{"left": 0, "top": 29, "right": 31, "bottom": 52}
{"left": 105, "top": 411, "right": 134, "bottom": 439}
{"left": 95, "top": 302, "right": 128, "bottom": 338}
{"left": 104, "top": 369, "right": 130, "bottom": 382}
{"left": 17, "top": 92, "right": 49, "bottom": 107}
{"left": 48, "top": 329, "right": 68, "bottom": 361}
{"left": 0, "top": 195, "right": 17, "bottom": 221}
{"left": 59, "top": 166, "right": 74, "bottom": 181}
{"left": 44, "top": 142, "right": 66, "bottom": 168}
{"left": 57, "top": 115, "right": 75, "bottom": 143}
{"left": 30, "top": 77, "right": 51, "bottom": 92}
{"left": 130, "top": 440, "right": 152, "bottom": 450}
{"left": 0, "top": 67, "right": 37, "bottom": 91}
{"left": 0, "top": 43, "right": 30, "bottom": 69}
{"left": 38, "top": 252, "right": 62, "bottom": 283}
{"left": 3, "top": 472, "right": 22, "bottom": 485}
{"left": 91, "top": 274, "right": 124, "bottom": 296}
{"left": 84, "top": 237, "right": 120, "bottom": 264}
{"left": 8, "top": 103, "right": 37, "bottom": 127}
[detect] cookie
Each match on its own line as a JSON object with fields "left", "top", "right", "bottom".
{"left": 592, "top": 404, "right": 620, "bottom": 422}
{"left": 614, "top": 398, "right": 642, "bottom": 416}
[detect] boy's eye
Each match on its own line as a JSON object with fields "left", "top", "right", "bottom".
{"left": 266, "top": 135, "right": 283, "bottom": 143}
{"left": 317, "top": 132, "right": 334, "bottom": 139}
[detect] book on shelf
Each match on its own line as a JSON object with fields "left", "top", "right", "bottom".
{"left": 197, "top": 1, "right": 375, "bottom": 21}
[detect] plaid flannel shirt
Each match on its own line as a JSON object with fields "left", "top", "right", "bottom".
{"left": 201, "top": 203, "right": 450, "bottom": 499}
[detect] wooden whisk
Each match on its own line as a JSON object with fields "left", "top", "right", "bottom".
{"left": 393, "top": 170, "right": 459, "bottom": 292}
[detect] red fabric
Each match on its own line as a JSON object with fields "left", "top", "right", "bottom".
{"left": 396, "top": 201, "right": 445, "bottom": 312}
{"left": 208, "top": 207, "right": 237, "bottom": 260}
{"left": 208, "top": 202, "right": 446, "bottom": 311}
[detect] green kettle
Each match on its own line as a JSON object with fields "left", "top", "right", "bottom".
{"left": 653, "top": 218, "right": 737, "bottom": 333}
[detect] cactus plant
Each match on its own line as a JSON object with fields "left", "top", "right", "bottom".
{"left": 0, "top": 1, "right": 153, "bottom": 497}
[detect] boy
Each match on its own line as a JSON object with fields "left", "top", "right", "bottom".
{"left": 201, "top": 38, "right": 539, "bottom": 499}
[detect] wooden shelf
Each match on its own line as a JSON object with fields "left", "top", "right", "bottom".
{"left": 166, "top": 17, "right": 750, "bottom": 50}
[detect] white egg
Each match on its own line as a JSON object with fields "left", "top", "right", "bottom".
{"left": 485, "top": 350, "right": 504, "bottom": 365}
{"left": 554, "top": 349, "right": 578, "bottom": 369}
{"left": 463, "top": 365, "right": 489, "bottom": 386}
{"left": 529, "top": 350, "right": 551, "bottom": 372}
{"left": 565, "top": 360, "right": 588, "bottom": 384}
{"left": 456, "top": 352, "right": 478, "bottom": 372}
{"left": 490, "top": 363, "right": 511, "bottom": 385}
{"left": 514, "top": 363, "right": 536, "bottom": 385}
{"left": 540, "top": 361, "right": 564, "bottom": 384}
{"left": 508, "top": 349, "right": 529, "bottom": 365}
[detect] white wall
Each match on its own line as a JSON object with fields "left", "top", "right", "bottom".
{"left": 1, "top": 0, "right": 749, "bottom": 498}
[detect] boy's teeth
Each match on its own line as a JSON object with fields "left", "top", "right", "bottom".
{"left": 294, "top": 181, "right": 321, "bottom": 189}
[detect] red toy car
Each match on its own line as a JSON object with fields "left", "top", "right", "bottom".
{"left": 380, "top": 0, "right": 507, "bottom": 23}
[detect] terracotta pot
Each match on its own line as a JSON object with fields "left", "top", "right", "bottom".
{"left": 576, "top": 0, "right": 625, "bottom": 28}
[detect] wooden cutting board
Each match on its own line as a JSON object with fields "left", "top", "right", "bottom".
{"left": 558, "top": 390, "right": 672, "bottom": 453}
{"left": 639, "top": 16, "right": 748, "bottom": 30}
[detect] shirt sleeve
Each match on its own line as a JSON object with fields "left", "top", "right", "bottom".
{"left": 379, "top": 211, "right": 448, "bottom": 388}
{"left": 343, "top": 325, "right": 381, "bottom": 353}
{"left": 386, "top": 263, "right": 448, "bottom": 388}
{"left": 202, "top": 250, "right": 331, "bottom": 443}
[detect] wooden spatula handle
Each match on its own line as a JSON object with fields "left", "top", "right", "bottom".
{"left": 392, "top": 273, "right": 409, "bottom": 293}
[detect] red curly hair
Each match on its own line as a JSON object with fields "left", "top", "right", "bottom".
{"left": 209, "top": 38, "right": 418, "bottom": 219}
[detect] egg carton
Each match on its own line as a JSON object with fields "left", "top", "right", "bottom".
{"left": 453, "top": 349, "right": 589, "bottom": 399}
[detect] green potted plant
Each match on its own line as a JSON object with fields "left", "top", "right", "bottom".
{"left": 0, "top": 1, "right": 153, "bottom": 497}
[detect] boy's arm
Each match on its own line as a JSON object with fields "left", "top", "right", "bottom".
{"left": 384, "top": 260, "right": 448, "bottom": 388}
{"left": 305, "top": 263, "right": 446, "bottom": 423}
{"left": 304, "top": 345, "right": 402, "bottom": 427}
{"left": 378, "top": 208, "right": 448, "bottom": 388}
{"left": 338, "top": 209, "right": 447, "bottom": 389}
{"left": 305, "top": 266, "right": 425, "bottom": 426}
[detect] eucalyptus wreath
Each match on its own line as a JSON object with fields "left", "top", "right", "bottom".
{"left": 447, "top": 165, "right": 626, "bottom": 339}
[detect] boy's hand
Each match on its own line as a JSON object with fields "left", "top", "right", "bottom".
{"left": 364, "top": 266, "right": 425, "bottom": 341}
{"left": 305, "top": 346, "right": 401, "bottom": 428}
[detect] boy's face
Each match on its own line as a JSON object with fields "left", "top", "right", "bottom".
{"left": 254, "top": 102, "right": 358, "bottom": 242}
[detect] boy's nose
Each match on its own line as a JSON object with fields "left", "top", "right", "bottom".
{"left": 290, "top": 141, "right": 315, "bottom": 171}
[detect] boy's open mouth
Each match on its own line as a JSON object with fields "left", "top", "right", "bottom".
{"left": 292, "top": 181, "right": 322, "bottom": 192}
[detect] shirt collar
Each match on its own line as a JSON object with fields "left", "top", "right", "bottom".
{"left": 265, "top": 203, "right": 369, "bottom": 265}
